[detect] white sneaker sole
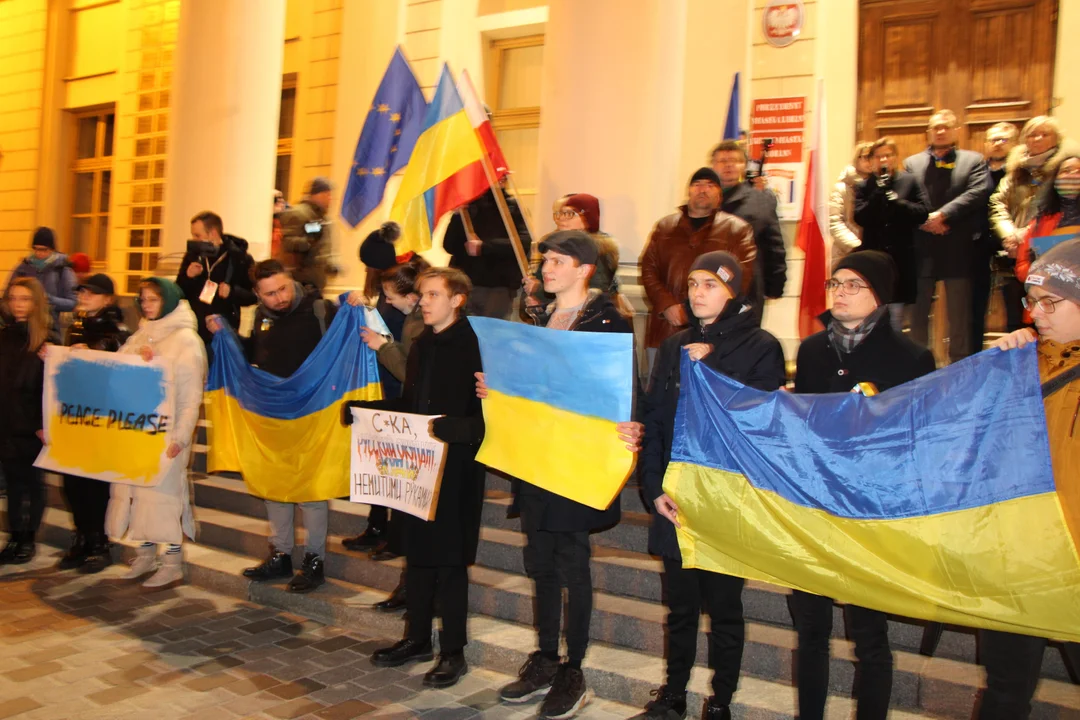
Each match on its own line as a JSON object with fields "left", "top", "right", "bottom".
{"left": 499, "top": 684, "right": 552, "bottom": 704}
{"left": 541, "top": 688, "right": 591, "bottom": 719}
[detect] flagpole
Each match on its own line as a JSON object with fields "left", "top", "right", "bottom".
{"left": 471, "top": 139, "right": 530, "bottom": 278}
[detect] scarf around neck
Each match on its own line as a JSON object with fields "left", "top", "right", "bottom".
{"left": 829, "top": 306, "right": 888, "bottom": 354}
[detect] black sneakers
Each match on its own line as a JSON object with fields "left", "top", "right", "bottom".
{"left": 57, "top": 534, "right": 88, "bottom": 570}
{"left": 371, "top": 638, "right": 435, "bottom": 668}
{"left": 341, "top": 527, "right": 383, "bottom": 551}
{"left": 702, "top": 697, "right": 732, "bottom": 719}
{"left": 242, "top": 547, "right": 293, "bottom": 581}
{"left": 631, "top": 686, "right": 688, "bottom": 719}
{"left": 79, "top": 533, "right": 112, "bottom": 574}
{"left": 0, "top": 537, "right": 35, "bottom": 565}
{"left": 538, "top": 664, "right": 589, "bottom": 719}
{"left": 499, "top": 651, "right": 560, "bottom": 703}
{"left": 287, "top": 553, "right": 325, "bottom": 593}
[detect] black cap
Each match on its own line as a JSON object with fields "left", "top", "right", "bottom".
{"left": 833, "top": 251, "right": 896, "bottom": 305}
{"left": 689, "top": 251, "right": 742, "bottom": 295}
{"left": 77, "top": 273, "right": 115, "bottom": 295}
{"left": 538, "top": 230, "right": 599, "bottom": 265}
{"left": 307, "top": 176, "right": 332, "bottom": 195}
{"left": 32, "top": 226, "right": 56, "bottom": 250}
{"left": 689, "top": 167, "right": 722, "bottom": 186}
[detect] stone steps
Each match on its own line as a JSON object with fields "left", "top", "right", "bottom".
{"left": 27, "top": 504, "right": 1080, "bottom": 720}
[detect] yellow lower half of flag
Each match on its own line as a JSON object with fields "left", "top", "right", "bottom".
{"left": 206, "top": 384, "right": 382, "bottom": 503}
{"left": 665, "top": 461, "right": 1080, "bottom": 642}
{"left": 41, "top": 418, "right": 165, "bottom": 485}
{"left": 477, "top": 390, "right": 633, "bottom": 510}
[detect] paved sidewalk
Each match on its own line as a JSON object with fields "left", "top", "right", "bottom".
{"left": 0, "top": 546, "right": 638, "bottom": 720}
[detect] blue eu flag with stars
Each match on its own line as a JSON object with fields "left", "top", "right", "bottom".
{"left": 341, "top": 47, "right": 427, "bottom": 227}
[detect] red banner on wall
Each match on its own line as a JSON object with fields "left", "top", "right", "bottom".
{"left": 749, "top": 96, "right": 805, "bottom": 163}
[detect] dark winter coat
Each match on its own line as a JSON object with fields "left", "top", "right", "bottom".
{"left": 176, "top": 234, "right": 257, "bottom": 349}
{"left": 641, "top": 299, "right": 786, "bottom": 560}
{"left": 903, "top": 148, "right": 992, "bottom": 278}
{"left": 278, "top": 200, "right": 335, "bottom": 292}
{"left": 853, "top": 171, "right": 930, "bottom": 305}
{"left": 244, "top": 284, "right": 336, "bottom": 378}
{"left": 385, "top": 318, "right": 486, "bottom": 567}
{"left": 7, "top": 252, "right": 77, "bottom": 323}
{"left": 794, "top": 311, "right": 936, "bottom": 395}
{"left": 721, "top": 182, "right": 787, "bottom": 300}
{"left": 515, "top": 291, "right": 633, "bottom": 533}
{"left": 65, "top": 305, "right": 129, "bottom": 352}
{"left": 444, "top": 188, "right": 532, "bottom": 289}
{"left": 0, "top": 323, "right": 45, "bottom": 461}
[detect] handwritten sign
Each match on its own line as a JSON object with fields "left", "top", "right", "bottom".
{"left": 349, "top": 408, "right": 448, "bottom": 521}
{"left": 36, "top": 347, "right": 174, "bottom": 486}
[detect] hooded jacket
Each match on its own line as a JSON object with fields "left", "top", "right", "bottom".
{"left": 1038, "top": 338, "right": 1080, "bottom": 546}
{"left": 641, "top": 298, "right": 786, "bottom": 559}
{"left": 106, "top": 299, "right": 207, "bottom": 545}
{"left": 829, "top": 165, "right": 864, "bottom": 262}
{"left": 65, "top": 305, "right": 129, "bottom": 352}
{"left": 7, "top": 252, "right": 77, "bottom": 319}
{"left": 246, "top": 283, "right": 336, "bottom": 378}
{"left": 176, "top": 233, "right": 256, "bottom": 348}
{"left": 0, "top": 321, "right": 45, "bottom": 461}
{"left": 989, "top": 139, "right": 1080, "bottom": 241}
{"left": 444, "top": 188, "right": 533, "bottom": 289}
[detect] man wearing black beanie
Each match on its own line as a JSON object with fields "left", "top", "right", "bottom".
{"left": 790, "top": 249, "right": 936, "bottom": 720}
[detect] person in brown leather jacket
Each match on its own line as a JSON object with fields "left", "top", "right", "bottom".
{"left": 640, "top": 167, "right": 757, "bottom": 359}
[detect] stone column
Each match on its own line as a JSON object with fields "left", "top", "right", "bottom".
{"left": 535, "top": 0, "right": 688, "bottom": 264}
{"left": 162, "top": 0, "right": 286, "bottom": 262}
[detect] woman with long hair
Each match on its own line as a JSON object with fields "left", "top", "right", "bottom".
{"left": 1015, "top": 154, "right": 1080, "bottom": 282}
{"left": 0, "top": 278, "right": 51, "bottom": 564}
{"left": 105, "top": 277, "right": 206, "bottom": 588}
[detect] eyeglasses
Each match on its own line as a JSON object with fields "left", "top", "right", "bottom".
{"left": 825, "top": 279, "right": 869, "bottom": 295}
{"left": 553, "top": 209, "right": 582, "bottom": 220}
{"left": 1022, "top": 294, "right": 1068, "bottom": 313}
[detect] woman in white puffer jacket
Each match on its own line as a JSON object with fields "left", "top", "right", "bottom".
{"left": 105, "top": 277, "right": 206, "bottom": 588}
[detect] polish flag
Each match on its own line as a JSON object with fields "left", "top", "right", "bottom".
{"left": 795, "top": 79, "right": 829, "bottom": 339}
{"left": 458, "top": 69, "right": 509, "bottom": 179}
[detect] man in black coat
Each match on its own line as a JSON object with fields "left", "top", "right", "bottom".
{"left": 176, "top": 211, "right": 256, "bottom": 358}
{"left": 903, "top": 110, "right": 992, "bottom": 363}
{"left": 712, "top": 140, "right": 788, "bottom": 317}
{"left": 634, "top": 251, "right": 786, "bottom": 720}
{"left": 791, "top": 251, "right": 936, "bottom": 720}
{"left": 494, "top": 230, "right": 642, "bottom": 720}
{"left": 854, "top": 137, "right": 930, "bottom": 330}
{"left": 209, "top": 260, "right": 337, "bottom": 594}
{"left": 344, "top": 267, "right": 485, "bottom": 691}
{"left": 443, "top": 184, "right": 532, "bottom": 319}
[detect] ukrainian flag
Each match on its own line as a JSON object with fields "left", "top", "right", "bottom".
{"left": 665, "top": 345, "right": 1080, "bottom": 641}
{"left": 470, "top": 317, "right": 635, "bottom": 510}
{"left": 206, "top": 303, "right": 382, "bottom": 503}
{"left": 390, "top": 64, "right": 490, "bottom": 255}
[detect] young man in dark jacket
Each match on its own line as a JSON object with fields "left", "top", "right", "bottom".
{"left": 634, "top": 251, "right": 786, "bottom": 720}
{"left": 57, "top": 273, "right": 129, "bottom": 573}
{"left": 854, "top": 137, "right": 930, "bottom": 330}
{"left": 176, "top": 211, "right": 256, "bottom": 357}
{"left": 791, "top": 250, "right": 936, "bottom": 720}
{"left": 496, "top": 230, "right": 642, "bottom": 719}
{"left": 208, "top": 260, "right": 336, "bottom": 594}
{"left": 343, "top": 267, "right": 485, "bottom": 690}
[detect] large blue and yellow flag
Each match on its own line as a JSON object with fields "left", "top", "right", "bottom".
{"left": 665, "top": 345, "right": 1080, "bottom": 641}
{"left": 206, "top": 303, "right": 382, "bottom": 503}
{"left": 470, "top": 317, "right": 635, "bottom": 510}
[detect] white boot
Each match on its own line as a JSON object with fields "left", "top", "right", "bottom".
{"left": 122, "top": 544, "right": 157, "bottom": 579}
{"left": 143, "top": 548, "right": 183, "bottom": 588}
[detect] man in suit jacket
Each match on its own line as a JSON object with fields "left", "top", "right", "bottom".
{"left": 903, "top": 109, "right": 992, "bottom": 363}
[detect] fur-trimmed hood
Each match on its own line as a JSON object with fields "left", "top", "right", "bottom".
{"left": 1004, "top": 138, "right": 1080, "bottom": 181}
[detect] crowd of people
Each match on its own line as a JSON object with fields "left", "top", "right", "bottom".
{"left": 0, "top": 109, "right": 1078, "bottom": 720}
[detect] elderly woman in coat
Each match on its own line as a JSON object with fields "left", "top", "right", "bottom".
{"left": 106, "top": 277, "right": 206, "bottom": 588}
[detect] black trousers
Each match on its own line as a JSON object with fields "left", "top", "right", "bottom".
{"left": 1, "top": 459, "right": 44, "bottom": 541}
{"left": 662, "top": 558, "right": 745, "bottom": 702}
{"left": 368, "top": 504, "right": 388, "bottom": 532}
{"left": 790, "top": 590, "right": 893, "bottom": 720}
{"left": 520, "top": 512, "right": 592, "bottom": 665}
{"left": 977, "top": 630, "right": 1080, "bottom": 719}
{"left": 971, "top": 257, "right": 993, "bottom": 353}
{"left": 406, "top": 564, "right": 469, "bottom": 654}
{"left": 62, "top": 474, "right": 111, "bottom": 538}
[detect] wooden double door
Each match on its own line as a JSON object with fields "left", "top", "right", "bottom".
{"left": 858, "top": 0, "right": 1058, "bottom": 160}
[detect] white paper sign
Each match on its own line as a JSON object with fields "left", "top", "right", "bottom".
{"left": 349, "top": 408, "right": 448, "bottom": 521}
{"left": 363, "top": 306, "right": 392, "bottom": 336}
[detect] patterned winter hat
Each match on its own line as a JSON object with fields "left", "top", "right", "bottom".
{"left": 1026, "top": 237, "right": 1080, "bottom": 306}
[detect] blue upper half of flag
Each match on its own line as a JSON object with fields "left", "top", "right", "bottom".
{"left": 341, "top": 48, "right": 427, "bottom": 227}
{"left": 424, "top": 64, "right": 465, "bottom": 127}
{"left": 673, "top": 344, "right": 1055, "bottom": 520}
{"left": 206, "top": 299, "right": 381, "bottom": 420}
{"left": 723, "top": 72, "right": 740, "bottom": 140}
{"left": 470, "top": 317, "right": 634, "bottom": 423}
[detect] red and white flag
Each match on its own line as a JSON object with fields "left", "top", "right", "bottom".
{"left": 795, "top": 78, "right": 829, "bottom": 339}
{"left": 458, "top": 69, "right": 509, "bottom": 178}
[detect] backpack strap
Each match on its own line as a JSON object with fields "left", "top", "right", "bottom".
{"left": 1041, "top": 364, "right": 1080, "bottom": 398}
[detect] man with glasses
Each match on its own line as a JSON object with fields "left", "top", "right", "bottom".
{"left": 904, "top": 109, "right": 992, "bottom": 363}
{"left": 790, "top": 250, "right": 935, "bottom": 720}
{"left": 854, "top": 137, "right": 930, "bottom": 330}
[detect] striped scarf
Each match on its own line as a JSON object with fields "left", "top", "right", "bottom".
{"left": 829, "top": 306, "right": 888, "bottom": 354}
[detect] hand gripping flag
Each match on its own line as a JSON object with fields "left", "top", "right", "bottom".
{"left": 663, "top": 345, "right": 1080, "bottom": 642}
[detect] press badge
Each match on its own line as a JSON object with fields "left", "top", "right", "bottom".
{"left": 198, "top": 279, "right": 219, "bottom": 304}
{"left": 304, "top": 221, "right": 322, "bottom": 233}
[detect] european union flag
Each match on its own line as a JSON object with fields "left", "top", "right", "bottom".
{"left": 341, "top": 47, "right": 427, "bottom": 228}
{"left": 722, "top": 72, "right": 740, "bottom": 140}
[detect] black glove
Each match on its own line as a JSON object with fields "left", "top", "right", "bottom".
{"left": 341, "top": 400, "right": 369, "bottom": 426}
